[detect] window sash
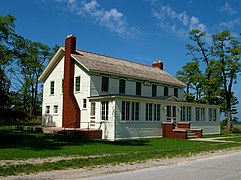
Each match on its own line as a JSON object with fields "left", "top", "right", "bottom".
{"left": 119, "top": 79, "right": 126, "bottom": 94}
{"left": 101, "top": 101, "right": 109, "bottom": 120}
{"left": 101, "top": 76, "right": 109, "bottom": 92}
{"left": 50, "top": 81, "right": 54, "bottom": 95}
{"left": 152, "top": 84, "right": 157, "bottom": 97}
{"left": 164, "top": 86, "right": 168, "bottom": 96}
{"left": 174, "top": 88, "right": 178, "bottom": 98}
{"left": 136, "top": 82, "right": 142, "bottom": 95}
{"left": 75, "top": 76, "right": 80, "bottom": 92}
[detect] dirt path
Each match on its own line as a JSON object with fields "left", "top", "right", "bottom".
{"left": 3, "top": 147, "right": 241, "bottom": 180}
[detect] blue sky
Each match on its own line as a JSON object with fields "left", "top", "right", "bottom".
{"left": 1, "top": 0, "right": 241, "bottom": 120}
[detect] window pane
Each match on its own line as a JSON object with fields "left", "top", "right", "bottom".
{"left": 46, "top": 106, "right": 50, "bottom": 114}
{"left": 126, "top": 102, "right": 130, "bottom": 120}
{"left": 53, "top": 105, "right": 58, "bottom": 113}
{"left": 50, "top": 81, "right": 54, "bottom": 95}
{"left": 135, "top": 102, "right": 139, "bottom": 121}
{"left": 122, "top": 101, "right": 126, "bottom": 121}
{"left": 152, "top": 84, "right": 157, "bottom": 97}
{"left": 90, "top": 102, "right": 95, "bottom": 116}
{"left": 119, "top": 79, "right": 126, "bottom": 94}
{"left": 136, "top": 82, "right": 142, "bottom": 95}
{"left": 83, "top": 99, "right": 87, "bottom": 108}
{"left": 164, "top": 86, "right": 168, "bottom": 96}
{"left": 75, "top": 76, "right": 80, "bottom": 92}
{"left": 174, "top": 88, "right": 178, "bottom": 98}
{"left": 101, "top": 76, "right": 109, "bottom": 92}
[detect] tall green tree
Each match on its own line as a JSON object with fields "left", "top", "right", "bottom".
{"left": 177, "top": 30, "right": 241, "bottom": 132}
{"left": 212, "top": 31, "right": 241, "bottom": 132}
{"left": 13, "top": 35, "right": 52, "bottom": 116}
{"left": 0, "top": 15, "right": 16, "bottom": 108}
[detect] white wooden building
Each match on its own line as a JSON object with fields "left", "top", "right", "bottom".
{"left": 39, "top": 34, "right": 220, "bottom": 140}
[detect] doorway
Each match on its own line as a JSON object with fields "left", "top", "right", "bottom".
{"left": 166, "top": 105, "right": 177, "bottom": 122}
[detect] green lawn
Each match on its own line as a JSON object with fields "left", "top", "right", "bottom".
{"left": 1, "top": 122, "right": 241, "bottom": 176}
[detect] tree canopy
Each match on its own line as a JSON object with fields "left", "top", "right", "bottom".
{"left": 176, "top": 29, "right": 241, "bottom": 132}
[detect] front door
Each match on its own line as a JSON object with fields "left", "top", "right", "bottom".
{"left": 166, "top": 105, "right": 177, "bottom": 122}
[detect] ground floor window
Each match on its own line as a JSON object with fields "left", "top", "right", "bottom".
{"left": 195, "top": 107, "right": 200, "bottom": 121}
{"left": 101, "top": 101, "right": 109, "bottom": 120}
{"left": 45, "top": 106, "right": 50, "bottom": 114}
{"left": 181, "top": 106, "right": 192, "bottom": 121}
{"left": 201, "top": 108, "right": 205, "bottom": 121}
{"left": 90, "top": 102, "right": 95, "bottom": 116}
{"left": 122, "top": 101, "right": 139, "bottom": 121}
{"left": 146, "top": 103, "right": 161, "bottom": 121}
{"left": 209, "top": 108, "right": 217, "bottom": 121}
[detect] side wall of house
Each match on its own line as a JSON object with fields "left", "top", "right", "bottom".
{"left": 42, "top": 57, "right": 64, "bottom": 127}
{"left": 42, "top": 58, "right": 91, "bottom": 128}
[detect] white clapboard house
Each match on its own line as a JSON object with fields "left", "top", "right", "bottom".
{"left": 39, "top": 34, "right": 220, "bottom": 140}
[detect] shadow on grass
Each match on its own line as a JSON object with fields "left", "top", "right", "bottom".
{"left": 0, "top": 123, "right": 150, "bottom": 151}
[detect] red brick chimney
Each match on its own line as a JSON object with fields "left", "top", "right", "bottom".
{"left": 152, "top": 61, "right": 163, "bottom": 70}
{"left": 62, "top": 34, "right": 80, "bottom": 128}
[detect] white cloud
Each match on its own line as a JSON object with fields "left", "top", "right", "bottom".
{"left": 152, "top": 4, "right": 207, "bottom": 39}
{"left": 219, "top": 18, "right": 241, "bottom": 29}
{"left": 55, "top": 0, "right": 137, "bottom": 37}
{"left": 219, "top": 2, "right": 237, "bottom": 15}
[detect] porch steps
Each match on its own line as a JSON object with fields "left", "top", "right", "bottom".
{"left": 187, "top": 130, "right": 198, "bottom": 139}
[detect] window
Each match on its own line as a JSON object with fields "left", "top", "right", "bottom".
{"left": 83, "top": 99, "right": 87, "bottom": 108}
{"left": 209, "top": 108, "right": 217, "bottom": 121}
{"left": 50, "top": 81, "right": 55, "bottom": 95}
{"left": 90, "top": 102, "right": 96, "bottom": 116}
{"left": 154, "top": 104, "right": 161, "bottom": 121}
{"left": 187, "top": 107, "right": 191, "bottom": 121}
{"left": 46, "top": 106, "right": 50, "bottom": 114}
{"left": 101, "top": 76, "right": 109, "bottom": 92}
{"left": 181, "top": 106, "right": 192, "bottom": 121}
{"left": 201, "top": 108, "right": 205, "bottom": 121}
{"left": 181, "top": 106, "right": 186, "bottom": 121}
{"left": 174, "top": 88, "right": 178, "bottom": 98}
{"left": 213, "top": 109, "right": 217, "bottom": 121}
{"left": 75, "top": 76, "right": 80, "bottom": 92}
{"left": 164, "top": 86, "right": 168, "bottom": 96}
{"left": 136, "top": 82, "right": 142, "bottom": 96}
{"left": 119, "top": 79, "right": 126, "bottom": 94}
{"left": 195, "top": 107, "right": 200, "bottom": 121}
{"left": 122, "top": 101, "right": 130, "bottom": 121}
{"left": 101, "top": 101, "right": 109, "bottom": 120}
{"left": 131, "top": 102, "right": 140, "bottom": 121}
{"left": 53, "top": 105, "right": 58, "bottom": 114}
{"left": 152, "top": 84, "right": 157, "bottom": 97}
{"left": 122, "top": 101, "right": 140, "bottom": 121}
{"left": 145, "top": 103, "right": 153, "bottom": 121}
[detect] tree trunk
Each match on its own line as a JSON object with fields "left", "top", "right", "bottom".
{"left": 226, "top": 111, "right": 232, "bottom": 132}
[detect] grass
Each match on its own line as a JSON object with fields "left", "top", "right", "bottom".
{"left": 1, "top": 122, "right": 241, "bottom": 176}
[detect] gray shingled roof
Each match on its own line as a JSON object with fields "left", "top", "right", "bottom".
{"left": 72, "top": 50, "right": 186, "bottom": 87}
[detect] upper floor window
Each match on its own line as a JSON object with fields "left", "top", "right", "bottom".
{"left": 152, "top": 84, "right": 157, "bottom": 97}
{"left": 83, "top": 99, "right": 87, "bottom": 108}
{"left": 75, "top": 76, "right": 81, "bottom": 92}
{"left": 174, "top": 88, "right": 178, "bottom": 98}
{"left": 101, "top": 76, "right": 109, "bottom": 92}
{"left": 50, "top": 81, "right": 55, "bottom": 95}
{"left": 119, "top": 79, "right": 126, "bottom": 94}
{"left": 164, "top": 86, "right": 168, "bottom": 96}
{"left": 136, "top": 82, "right": 142, "bottom": 96}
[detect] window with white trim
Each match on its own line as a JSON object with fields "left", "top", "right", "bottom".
{"left": 101, "top": 101, "right": 109, "bottom": 120}
{"left": 181, "top": 106, "right": 192, "bottom": 121}
{"left": 122, "top": 101, "right": 139, "bottom": 121}
{"left": 209, "top": 108, "right": 217, "bottom": 121}
{"left": 50, "top": 81, "right": 55, "bottom": 95}
{"left": 46, "top": 106, "right": 50, "bottom": 114}
{"left": 83, "top": 99, "right": 87, "bottom": 108}
{"left": 75, "top": 76, "right": 80, "bottom": 92}
{"left": 154, "top": 104, "right": 161, "bottom": 121}
{"left": 90, "top": 102, "right": 95, "bottom": 116}
{"left": 53, "top": 105, "right": 58, "bottom": 114}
